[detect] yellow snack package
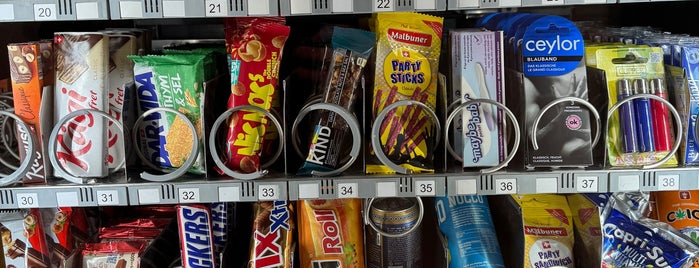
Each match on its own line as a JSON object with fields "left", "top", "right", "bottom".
{"left": 567, "top": 194, "right": 602, "bottom": 268}
{"left": 516, "top": 195, "right": 575, "bottom": 268}
{"left": 368, "top": 12, "right": 443, "bottom": 174}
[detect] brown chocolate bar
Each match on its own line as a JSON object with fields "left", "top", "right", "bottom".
{"left": 7, "top": 45, "right": 33, "bottom": 84}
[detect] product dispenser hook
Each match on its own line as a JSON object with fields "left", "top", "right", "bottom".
{"left": 531, "top": 97, "right": 602, "bottom": 151}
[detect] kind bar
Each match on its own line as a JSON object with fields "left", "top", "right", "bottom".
{"left": 602, "top": 193, "right": 699, "bottom": 267}
{"left": 40, "top": 208, "right": 73, "bottom": 266}
{"left": 177, "top": 205, "right": 216, "bottom": 268}
{"left": 0, "top": 209, "right": 51, "bottom": 268}
{"left": 250, "top": 201, "right": 294, "bottom": 268}
{"left": 224, "top": 17, "right": 290, "bottom": 174}
{"left": 107, "top": 34, "right": 137, "bottom": 169}
{"left": 82, "top": 241, "right": 146, "bottom": 268}
{"left": 298, "top": 27, "right": 375, "bottom": 175}
{"left": 368, "top": 12, "right": 444, "bottom": 174}
{"left": 54, "top": 32, "right": 110, "bottom": 178}
{"left": 130, "top": 54, "right": 208, "bottom": 174}
{"left": 7, "top": 42, "right": 51, "bottom": 184}
{"left": 298, "top": 199, "right": 364, "bottom": 268}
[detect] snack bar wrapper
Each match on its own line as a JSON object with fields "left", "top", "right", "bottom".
{"left": 0, "top": 209, "right": 51, "bottom": 268}
{"left": 368, "top": 12, "right": 444, "bottom": 174}
{"left": 298, "top": 27, "right": 375, "bottom": 175}
{"left": 223, "top": 17, "right": 290, "bottom": 174}
{"left": 298, "top": 199, "right": 365, "bottom": 268}
{"left": 250, "top": 201, "right": 295, "bottom": 268}
{"left": 82, "top": 240, "right": 147, "bottom": 268}
{"left": 41, "top": 208, "right": 73, "bottom": 266}
{"left": 177, "top": 204, "right": 217, "bottom": 268}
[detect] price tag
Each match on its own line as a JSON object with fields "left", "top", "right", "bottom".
{"left": 289, "top": 0, "right": 311, "bottom": 14}
{"left": 337, "top": 183, "right": 358, "bottom": 198}
{"left": 456, "top": 179, "right": 477, "bottom": 195}
{"left": 179, "top": 188, "right": 200, "bottom": 203}
{"left": 617, "top": 175, "right": 640, "bottom": 191}
{"left": 76, "top": 2, "right": 100, "bottom": 20}
{"left": 415, "top": 180, "right": 436, "bottom": 196}
{"left": 247, "top": 0, "right": 270, "bottom": 15}
{"left": 34, "top": 4, "right": 57, "bottom": 21}
{"left": 0, "top": 4, "right": 15, "bottom": 20}
{"left": 17, "top": 193, "right": 39, "bottom": 208}
{"left": 536, "top": 178, "right": 558, "bottom": 194}
{"left": 658, "top": 174, "right": 680, "bottom": 191}
{"left": 205, "top": 0, "right": 227, "bottom": 16}
{"left": 415, "top": 0, "right": 436, "bottom": 9}
{"left": 96, "top": 190, "right": 120, "bottom": 206}
{"left": 458, "top": 0, "right": 479, "bottom": 7}
{"left": 163, "top": 1, "right": 186, "bottom": 17}
{"left": 56, "top": 192, "right": 79, "bottom": 207}
{"left": 500, "top": 0, "right": 521, "bottom": 6}
{"left": 258, "top": 185, "right": 280, "bottom": 201}
{"left": 576, "top": 176, "right": 599, "bottom": 192}
{"left": 376, "top": 182, "right": 397, "bottom": 197}
{"left": 218, "top": 187, "right": 240, "bottom": 202}
{"left": 495, "top": 179, "right": 517, "bottom": 194}
{"left": 333, "top": 0, "right": 352, "bottom": 12}
{"left": 119, "top": 1, "right": 143, "bottom": 18}
{"left": 298, "top": 184, "right": 319, "bottom": 199}
{"left": 138, "top": 189, "right": 160, "bottom": 204}
{"left": 541, "top": 0, "right": 564, "bottom": 5}
{"left": 373, "top": 0, "right": 395, "bottom": 12}
{"left": 584, "top": 0, "right": 607, "bottom": 3}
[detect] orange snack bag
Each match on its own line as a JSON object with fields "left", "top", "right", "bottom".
{"left": 298, "top": 199, "right": 365, "bottom": 268}
{"left": 656, "top": 190, "right": 699, "bottom": 267}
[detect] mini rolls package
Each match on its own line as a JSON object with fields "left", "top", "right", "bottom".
{"left": 298, "top": 27, "right": 375, "bottom": 175}
{"left": 479, "top": 13, "right": 595, "bottom": 168}
{"left": 368, "top": 12, "right": 444, "bottom": 174}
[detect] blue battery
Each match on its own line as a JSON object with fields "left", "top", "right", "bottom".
{"left": 435, "top": 196, "right": 505, "bottom": 268}
{"left": 632, "top": 79, "right": 655, "bottom": 152}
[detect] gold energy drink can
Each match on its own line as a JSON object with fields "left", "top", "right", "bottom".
{"left": 365, "top": 197, "right": 423, "bottom": 268}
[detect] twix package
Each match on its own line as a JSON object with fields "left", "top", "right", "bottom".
{"left": 298, "top": 199, "right": 365, "bottom": 268}
{"left": 7, "top": 42, "right": 53, "bottom": 184}
{"left": 0, "top": 209, "right": 52, "bottom": 268}
{"left": 53, "top": 32, "right": 110, "bottom": 178}
{"left": 368, "top": 12, "right": 444, "bottom": 174}
{"left": 223, "top": 17, "right": 290, "bottom": 174}
{"left": 250, "top": 201, "right": 295, "bottom": 268}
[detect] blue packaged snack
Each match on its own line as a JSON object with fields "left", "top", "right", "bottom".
{"left": 435, "top": 196, "right": 505, "bottom": 268}
{"left": 601, "top": 193, "right": 699, "bottom": 268}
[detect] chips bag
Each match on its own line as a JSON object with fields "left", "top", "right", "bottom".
{"left": 223, "top": 17, "right": 290, "bottom": 174}
{"left": 130, "top": 54, "right": 208, "bottom": 174}
{"left": 368, "top": 12, "right": 444, "bottom": 174}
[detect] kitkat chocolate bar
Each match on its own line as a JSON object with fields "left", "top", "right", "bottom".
{"left": 223, "top": 17, "right": 289, "bottom": 175}
{"left": 53, "top": 32, "right": 110, "bottom": 178}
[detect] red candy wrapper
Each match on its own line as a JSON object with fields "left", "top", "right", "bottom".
{"left": 0, "top": 209, "right": 51, "bottom": 267}
{"left": 223, "top": 17, "right": 290, "bottom": 174}
{"left": 41, "top": 208, "right": 73, "bottom": 266}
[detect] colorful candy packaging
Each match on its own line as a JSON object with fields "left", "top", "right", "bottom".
{"left": 298, "top": 199, "right": 365, "bottom": 268}
{"left": 435, "top": 196, "right": 505, "bottom": 267}
{"left": 601, "top": 192, "right": 699, "bottom": 267}
{"left": 368, "top": 12, "right": 444, "bottom": 174}
{"left": 249, "top": 201, "right": 295, "bottom": 268}
{"left": 656, "top": 190, "right": 699, "bottom": 267}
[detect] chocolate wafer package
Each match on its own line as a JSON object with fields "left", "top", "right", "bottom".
{"left": 223, "top": 17, "right": 290, "bottom": 175}
{"left": 40, "top": 208, "right": 73, "bottom": 266}
{"left": 130, "top": 54, "right": 209, "bottom": 175}
{"left": 250, "top": 201, "right": 295, "bottom": 268}
{"left": 297, "top": 27, "right": 375, "bottom": 175}
{"left": 106, "top": 34, "right": 137, "bottom": 170}
{"left": 0, "top": 209, "right": 52, "bottom": 268}
{"left": 53, "top": 32, "right": 110, "bottom": 178}
{"left": 368, "top": 12, "right": 444, "bottom": 174}
{"left": 82, "top": 240, "right": 147, "bottom": 268}
{"left": 7, "top": 42, "right": 53, "bottom": 184}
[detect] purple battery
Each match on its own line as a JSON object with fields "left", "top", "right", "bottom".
{"left": 617, "top": 79, "right": 638, "bottom": 153}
